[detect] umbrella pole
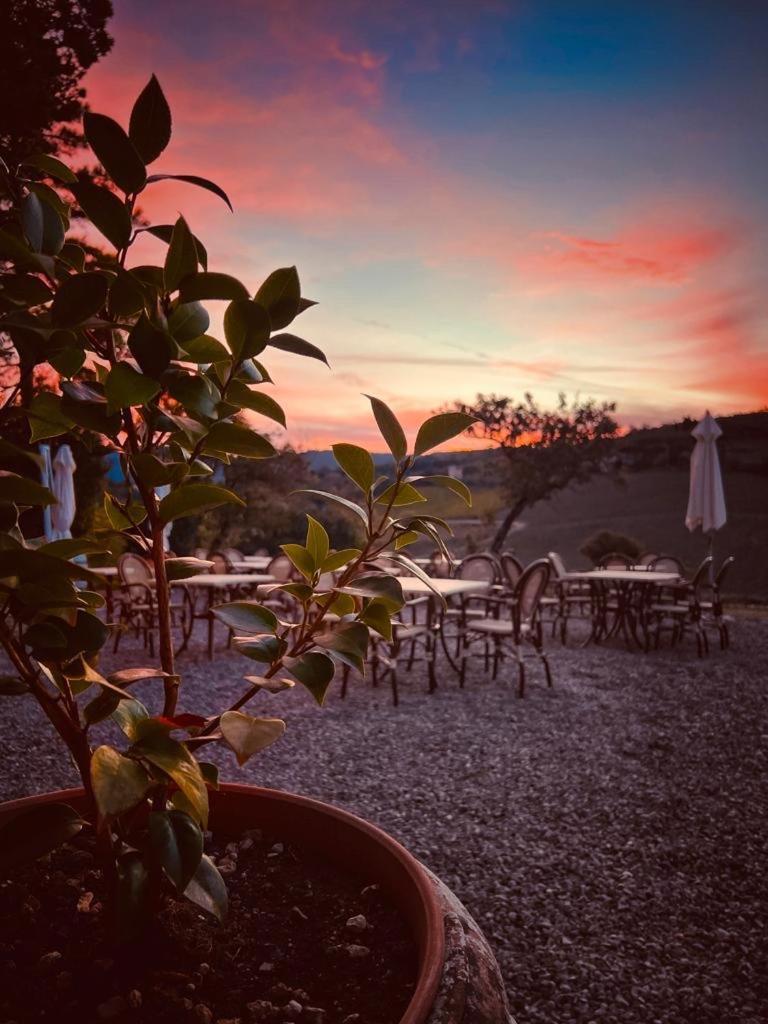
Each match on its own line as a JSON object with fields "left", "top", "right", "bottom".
{"left": 707, "top": 530, "right": 715, "bottom": 586}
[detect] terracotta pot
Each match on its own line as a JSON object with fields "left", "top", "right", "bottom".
{"left": 0, "top": 784, "right": 514, "bottom": 1024}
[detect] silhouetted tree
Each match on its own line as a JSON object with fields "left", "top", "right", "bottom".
{"left": 450, "top": 392, "right": 620, "bottom": 551}
{"left": 0, "top": 0, "right": 113, "bottom": 166}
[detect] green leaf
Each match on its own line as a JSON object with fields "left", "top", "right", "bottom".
{"left": 164, "top": 216, "right": 198, "bottom": 293}
{"left": 84, "top": 112, "right": 147, "bottom": 194}
{"left": 22, "top": 192, "right": 44, "bottom": 252}
{"left": 280, "top": 543, "right": 315, "bottom": 580}
{"left": 285, "top": 651, "right": 336, "bottom": 705}
{"left": 166, "top": 369, "right": 219, "bottom": 419}
{"left": 158, "top": 483, "right": 245, "bottom": 524}
{"left": 234, "top": 634, "right": 285, "bottom": 663}
{"left": 71, "top": 181, "right": 132, "bottom": 250}
{"left": 48, "top": 346, "right": 84, "bottom": 378}
{"left": 305, "top": 515, "right": 329, "bottom": 566}
{"left": 359, "top": 599, "right": 393, "bottom": 641}
{"left": 224, "top": 299, "right": 271, "bottom": 361}
{"left": 332, "top": 443, "right": 375, "bottom": 492}
{"left": 128, "top": 314, "right": 175, "bottom": 378}
{"left": 321, "top": 548, "right": 361, "bottom": 572}
{"left": 91, "top": 745, "right": 151, "bottom": 818}
{"left": 22, "top": 153, "right": 77, "bottom": 183}
{"left": 105, "top": 363, "right": 160, "bottom": 411}
{"left": 254, "top": 266, "right": 300, "bottom": 330}
{"left": 0, "top": 803, "right": 83, "bottom": 870}
{"left": 183, "top": 854, "right": 228, "bottom": 921}
{"left": 203, "top": 422, "right": 275, "bottom": 460}
{"left": 242, "top": 675, "right": 295, "bottom": 695}
{"left": 182, "top": 334, "right": 229, "bottom": 363}
{"left": 414, "top": 412, "right": 476, "bottom": 456}
{"left": 366, "top": 395, "right": 407, "bottom": 461}
{"left": 315, "top": 622, "right": 369, "bottom": 674}
{"left": 38, "top": 194, "right": 67, "bottom": 255}
{"left": 0, "top": 473, "right": 55, "bottom": 507}
{"left": 294, "top": 488, "right": 368, "bottom": 523}
{"left": 412, "top": 474, "right": 472, "bottom": 506}
{"left": 146, "top": 173, "right": 233, "bottom": 211}
{"left": 342, "top": 573, "right": 405, "bottom": 612}
{"left": 26, "top": 392, "right": 73, "bottom": 442}
{"left": 165, "top": 556, "right": 214, "bottom": 581}
{"left": 148, "top": 810, "right": 202, "bottom": 892}
{"left": 382, "top": 552, "right": 446, "bottom": 607}
{"left": 268, "top": 332, "right": 328, "bottom": 365}
{"left": 219, "top": 711, "right": 285, "bottom": 766}
{"left": 225, "top": 381, "right": 285, "bottom": 427}
{"left": 132, "top": 452, "right": 188, "bottom": 487}
{"left": 133, "top": 732, "right": 209, "bottom": 827}
{"left": 212, "top": 601, "right": 278, "bottom": 634}
{"left": 59, "top": 242, "right": 86, "bottom": 271}
{"left": 1, "top": 273, "right": 52, "bottom": 307}
{"left": 375, "top": 481, "right": 427, "bottom": 507}
{"left": 111, "top": 697, "right": 150, "bottom": 740}
{"left": 129, "top": 74, "right": 172, "bottom": 164}
{"left": 179, "top": 272, "right": 248, "bottom": 302}
{"left": 108, "top": 268, "right": 146, "bottom": 317}
{"left": 168, "top": 301, "right": 210, "bottom": 343}
{"left": 394, "top": 529, "right": 421, "bottom": 549}
{"left": 51, "top": 272, "right": 109, "bottom": 327}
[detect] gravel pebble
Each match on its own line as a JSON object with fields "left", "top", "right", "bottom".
{"left": 2, "top": 616, "right": 767, "bottom": 1024}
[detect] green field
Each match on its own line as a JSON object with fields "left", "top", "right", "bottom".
{"left": 420, "top": 469, "right": 767, "bottom": 601}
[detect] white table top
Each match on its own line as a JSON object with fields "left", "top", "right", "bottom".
{"left": 89, "top": 565, "right": 118, "bottom": 577}
{"left": 566, "top": 569, "right": 681, "bottom": 584}
{"left": 231, "top": 559, "right": 271, "bottom": 572}
{"left": 399, "top": 577, "right": 490, "bottom": 597}
{"left": 178, "top": 573, "right": 274, "bottom": 587}
{"left": 240, "top": 555, "right": 272, "bottom": 569}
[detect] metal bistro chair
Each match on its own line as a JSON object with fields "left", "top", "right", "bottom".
{"left": 546, "top": 551, "right": 593, "bottom": 644}
{"left": 645, "top": 556, "right": 712, "bottom": 656}
{"left": 698, "top": 555, "right": 735, "bottom": 649}
{"left": 598, "top": 552, "right": 633, "bottom": 569}
{"left": 459, "top": 558, "right": 553, "bottom": 697}
{"left": 113, "top": 553, "right": 192, "bottom": 655}
{"left": 637, "top": 552, "right": 658, "bottom": 567}
{"left": 440, "top": 553, "right": 502, "bottom": 678}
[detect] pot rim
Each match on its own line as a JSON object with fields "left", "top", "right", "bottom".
{"left": 0, "top": 783, "right": 444, "bottom": 1024}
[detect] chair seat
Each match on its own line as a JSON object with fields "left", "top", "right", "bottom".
{"left": 392, "top": 623, "right": 429, "bottom": 641}
{"left": 468, "top": 618, "right": 514, "bottom": 635}
{"left": 649, "top": 603, "right": 690, "bottom": 614}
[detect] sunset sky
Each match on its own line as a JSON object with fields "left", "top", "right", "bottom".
{"left": 85, "top": 0, "right": 768, "bottom": 449}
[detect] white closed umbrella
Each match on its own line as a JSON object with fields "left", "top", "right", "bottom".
{"left": 39, "top": 443, "right": 55, "bottom": 541}
{"left": 51, "top": 444, "right": 77, "bottom": 540}
{"left": 686, "top": 411, "right": 726, "bottom": 573}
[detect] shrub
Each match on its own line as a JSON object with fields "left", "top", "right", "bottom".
{"left": 580, "top": 529, "right": 643, "bottom": 565}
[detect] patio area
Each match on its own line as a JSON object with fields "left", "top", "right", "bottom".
{"left": 2, "top": 614, "right": 766, "bottom": 1024}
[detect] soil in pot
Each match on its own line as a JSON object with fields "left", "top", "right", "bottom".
{"left": 0, "top": 825, "right": 418, "bottom": 1024}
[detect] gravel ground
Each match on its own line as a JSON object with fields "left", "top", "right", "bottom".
{"left": 2, "top": 616, "right": 767, "bottom": 1024}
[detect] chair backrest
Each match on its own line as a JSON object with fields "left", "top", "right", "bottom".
{"left": 598, "top": 552, "right": 632, "bottom": 569}
{"left": 715, "top": 555, "right": 735, "bottom": 590}
{"left": 267, "top": 553, "right": 298, "bottom": 581}
{"left": 547, "top": 551, "right": 568, "bottom": 579}
{"left": 455, "top": 553, "right": 499, "bottom": 584}
{"left": 500, "top": 551, "right": 523, "bottom": 589}
{"left": 514, "top": 558, "right": 551, "bottom": 627}
{"left": 117, "top": 553, "right": 153, "bottom": 599}
{"left": 637, "top": 552, "right": 657, "bottom": 567}
{"left": 208, "top": 550, "right": 233, "bottom": 574}
{"left": 428, "top": 551, "right": 453, "bottom": 578}
{"left": 690, "top": 555, "right": 714, "bottom": 597}
{"left": 650, "top": 554, "right": 684, "bottom": 575}
{"left": 223, "top": 547, "right": 244, "bottom": 563}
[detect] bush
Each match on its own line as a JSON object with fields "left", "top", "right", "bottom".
{"left": 580, "top": 529, "right": 643, "bottom": 565}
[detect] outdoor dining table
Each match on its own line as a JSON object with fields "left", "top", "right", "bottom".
{"left": 174, "top": 573, "right": 275, "bottom": 657}
{"left": 398, "top": 577, "right": 491, "bottom": 689}
{"left": 230, "top": 559, "right": 271, "bottom": 573}
{"left": 563, "top": 568, "right": 682, "bottom": 649}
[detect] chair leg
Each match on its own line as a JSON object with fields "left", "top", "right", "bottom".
{"left": 540, "top": 649, "right": 553, "bottom": 687}
{"left": 390, "top": 666, "right": 399, "bottom": 706}
{"left": 517, "top": 658, "right": 526, "bottom": 699}
{"left": 492, "top": 639, "right": 501, "bottom": 680}
{"left": 427, "top": 634, "right": 437, "bottom": 694}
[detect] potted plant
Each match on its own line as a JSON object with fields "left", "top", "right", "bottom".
{"left": 0, "top": 77, "right": 513, "bottom": 1023}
